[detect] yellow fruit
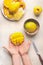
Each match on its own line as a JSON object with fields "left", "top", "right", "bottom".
{"left": 17, "top": 0, "right": 22, "bottom": 2}
{"left": 3, "top": 7, "right": 9, "bottom": 16}
{"left": 14, "top": 8, "right": 24, "bottom": 20}
{"left": 25, "top": 22, "right": 37, "bottom": 33}
{"left": 20, "top": 1, "right": 26, "bottom": 9}
{"left": 9, "top": 2, "right": 20, "bottom": 12}
{"left": 13, "top": 0, "right": 17, "bottom": 2}
{"left": 10, "top": 32, "right": 24, "bottom": 46}
{"left": 4, "top": 0, "right": 12, "bottom": 8}
{"left": 7, "top": 13, "right": 13, "bottom": 19}
{"left": 3, "top": 7, "right": 13, "bottom": 19}
{"left": 13, "top": 0, "right": 21, "bottom": 2}
{"left": 34, "top": 6, "right": 42, "bottom": 16}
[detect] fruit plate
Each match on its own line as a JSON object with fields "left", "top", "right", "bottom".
{"left": 1, "top": 1, "right": 25, "bottom": 21}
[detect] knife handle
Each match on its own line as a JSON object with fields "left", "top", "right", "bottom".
{"left": 37, "top": 53, "right": 43, "bottom": 65}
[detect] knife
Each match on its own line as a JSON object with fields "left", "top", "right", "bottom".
{"left": 32, "top": 42, "right": 43, "bottom": 65}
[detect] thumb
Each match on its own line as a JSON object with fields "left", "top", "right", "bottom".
{"left": 28, "top": 40, "right": 31, "bottom": 47}
{"left": 3, "top": 46, "right": 11, "bottom": 54}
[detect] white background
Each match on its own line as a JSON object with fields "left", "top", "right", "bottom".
{"left": 0, "top": 0, "right": 43, "bottom": 65}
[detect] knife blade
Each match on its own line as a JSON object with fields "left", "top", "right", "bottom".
{"left": 32, "top": 42, "right": 43, "bottom": 65}
{"left": 32, "top": 42, "right": 38, "bottom": 54}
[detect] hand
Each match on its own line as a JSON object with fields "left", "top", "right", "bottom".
{"left": 3, "top": 42, "right": 19, "bottom": 56}
{"left": 18, "top": 40, "right": 31, "bottom": 55}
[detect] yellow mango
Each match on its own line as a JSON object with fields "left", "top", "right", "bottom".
{"left": 4, "top": 0, "right": 12, "bottom": 8}
{"left": 10, "top": 32, "right": 24, "bottom": 45}
{"left": 9, "top": 2, "right": 20, "bottom": 12}
{"left": 34, "top": 6, "right": 42, "bottom": 16}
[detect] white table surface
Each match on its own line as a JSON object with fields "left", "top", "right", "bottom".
{"left": 0, "top": 0, "right": 43, "bottom": 65}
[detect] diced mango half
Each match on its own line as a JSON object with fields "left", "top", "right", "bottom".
{"left": 10, "top": 32, "right": 24, "bottom": 45}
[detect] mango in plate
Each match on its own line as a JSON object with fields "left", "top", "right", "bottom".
{"left": 14, "top": 8, "right": 24, "bottom": 20}
{"left": 7, "top": 13, "right": 13, "bottom": 19}
{"left": 9, "top": 2, "right": 20, "bottom": 12}
{"left": 3, "top": 7, "right": 9, "bottom": 16}
{"left": 3, "top": 7, "right": 13, "bottom": 19}
{"left": 4, "top": 0, "right": 12, "bottom": 8}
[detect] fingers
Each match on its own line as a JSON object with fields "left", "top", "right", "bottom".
{"left": 9, "top": 41, "right": 15, "bottom": 48}
{"left": 9, "top": 43, "right": 14, "bottom": 47}
{"left": 3, "top": 46, "right": 10, "bottom": 53}
{"left": 25, "top": 40, "right": 31, "bottom": 51}
{"left": 22, "top": 40, "right": 31, "bottom": 47}
{"left": 18, "top": 40, "right": 31, "bottom": 55}
{"left": 15, "top": 46, "right": 18, "bottom": 51}
{"left": 28, "top": 40, "right": 31, "bottom": 44}
{"left": 28, "top": 40, "right": 31, "bottom": 48}
{"left": 9, "top": 41, "right": 19, "bottom": 52}
{"left": 3, "top": 46, "right": 8, "bottom": 50}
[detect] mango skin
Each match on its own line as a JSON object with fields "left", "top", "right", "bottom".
{"left": 25, "top": 22, "right": 37, "bottom": 33}
{"left": 34, "top": 6, "right": 42, "bottom": 16}
{"left": 10, "top": 32, "right": 24, "bottom": 46}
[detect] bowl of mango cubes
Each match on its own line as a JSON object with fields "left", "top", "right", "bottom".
{"left": 1, "top": 0, "right": 26, "bottom": 21}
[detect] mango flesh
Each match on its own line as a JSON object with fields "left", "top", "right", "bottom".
{"left": 4, "top": 0, "right": 12, "bottom": 8}
{"left": 34, "top": 6, "right": 42, "bottom": 16}
{"left": 9, "top": 2, "right": 20, "bottom": 12}
{"left": 4, "top": 7, "right": 9, "bottom": 16}
{"left": 3, "top": 7, "right": 13, "bottom": 19}
{"left": 14, "top": 8, "right": 24, "bottom": 20}
{"left": 25, "top": 22, "right": 37, "bottom": 33}
{"left": 10, "top": 32, "right": 24, "bottom": 46}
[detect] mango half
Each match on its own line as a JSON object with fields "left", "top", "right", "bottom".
{"left": 9, "top": 2, "right": 20, "bottom": 13}
{"left": 10, "top": 32, "right": 24, "bottom": 46}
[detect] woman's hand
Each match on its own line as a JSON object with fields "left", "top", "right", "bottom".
{"left": 18, "top": 40, "right": 31, "bottom": 55}
{"left": 3, "top": 42, "right": 19, "bottom": 55}
{"left": 18, "top": 41, "right": 32, "bottom": 65}
{"left": 3, "top": 40, "right": 31, "bottom": 56}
